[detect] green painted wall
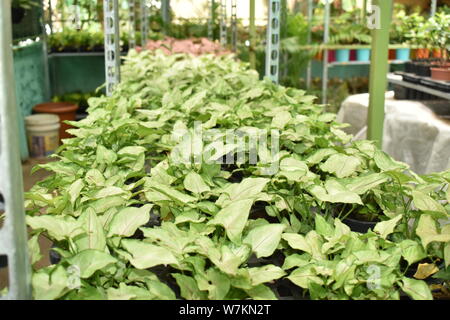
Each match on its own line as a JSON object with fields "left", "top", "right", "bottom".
{"left": 49, "top": 54, "right": 106, "bottom": 96}
{"left": 13, "top": 41, "right": 48, "bottom": 160}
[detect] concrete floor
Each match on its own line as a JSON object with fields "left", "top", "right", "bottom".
{"left": 0, "top": 158, "right": 53, "bottom": 293}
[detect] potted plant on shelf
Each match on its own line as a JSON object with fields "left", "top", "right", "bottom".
{"left": 330, "top": 10, "right": 371, "bottom": 63}
{"left": 428, "top": 12, "right": 450, "bottom": 81}
{"left": 394, "top": 12, "right": 425, "bottom": 61}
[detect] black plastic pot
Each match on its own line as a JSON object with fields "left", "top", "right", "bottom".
{"left": 268, "top": 278, "right": 309, "bottom": 300}
{"left": 342, "top": 217, "right": 377, "bottom": 233}
{"left": 404, "top": 62, "right": 415, "bottom": 74}
{"left": 49, "top": 245, "right": 61, "bottom": 265}
{"left": 417, "top": 63, "right": 432, "bottom": 77}
{"left": 393, "top": 84, "right": 408, "bottom": 100}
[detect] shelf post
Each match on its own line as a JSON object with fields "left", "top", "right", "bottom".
{"left": 321, "top": 0, "right": 330, "bottom": 104}
{"left": 231, "top": 0, "right": 237, "bottom": 52}
{"left": 208, "top": 0, "right": 215, "bottom": 40}
{"left": 219, "top": 0, "right": 227, "bottom": 47}
{"left": 431, "top": 0, "right": 437, "bottom": 17}
{"left": 128, "top": 0, "right": 136, "bottom": 49}
{"left": 306, "top": 0, "right": 313, "bottom": 89}
{"left": 249, "top": 0, "right": 256, "bottom": 69}
{"left": 140, "top": 0, "right": 148, "bottom": 47}
{"left": 367, "top": 0, "right": 393, "bottom": 147}
{"left": 161, "top": 0, "right": 171, "bottom": 35}
{"left": 0, "top": 0, "right": 32, "bottom": 300}
{"left": 104, "top": 0, "right": 121, "bottom": 96}
{"left": 265, "top": 0, "right": 281, "bottom": 83}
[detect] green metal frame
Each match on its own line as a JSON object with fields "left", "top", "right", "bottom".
{"left": 0, "top": 0, "right": 32, "bottom": 300}
{"left": 249, "top": 0, "right": 256, "bottom": 69}
{"left": 367, "top": 0, "right": 393, "bottom": 147}
{"left": 161, "top": 0, "right": 171, "bottom": 35}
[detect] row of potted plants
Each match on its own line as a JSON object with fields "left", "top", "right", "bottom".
{"left": 304, "top": 5, "right": 449, "bottom": 67}
{"left": 24, "top": 50, "right": 450, "bottom": 300}
{"left": 396, "top": 8, "right": 450, "bottom": 81}
{"left": 47, "top": 29, "right": 163, "bottom": 53}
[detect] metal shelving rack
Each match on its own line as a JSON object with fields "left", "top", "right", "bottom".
{"left": 140, "top": 0, "right": 148, "bottom": 47}
{"left": 161, "top": 0, "right": 171, "bottom": 35}
{"left": 104, "top": 0, "right": 121, "bottom": 96}
{"left": 219, "top": 0, "right": 227, "bottom": 47}
{"left": 231, "top": 0, "right": 237, "bottom": 52}
{"left": 265, "top": 0, "right": 281, "bottom": 83}
{"left": 208, "top": 0, "right": 215, "bottom": 40}
{"left": 308, "top": 0, "right": 439, "bottom": 105}
{"left": 0, "top": 0, "right": 32, "bottom": 300}
{"left": 128, "top": 0, "right": 137, "bottom": 49}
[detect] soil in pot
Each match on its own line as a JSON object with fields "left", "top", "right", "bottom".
{"left": 268, "top": 278, "right": 309, "bottom": 300}
{"left": 246, "top": 250, "right": 285, "bottom": 268}
{"left": 248, "top": 202, "right": 280, "bottom": 224}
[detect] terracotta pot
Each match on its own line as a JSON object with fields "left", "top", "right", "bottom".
{"left": 388, "top": 49, "right": 396, "bottom": 60}
{"left": 433, "top": 49, "right": 444, "bottom": 59}
{"left": 415, "top": 48, "right": 430, "bottom": 59}
{"left": 33, "top": 102, "right": 79, "bottom": 141}
{"left": 430, "top": 67, "right": 450, "bottom": 81}
{"left": 314, "top": 50, "right": 322, "bottom": 61}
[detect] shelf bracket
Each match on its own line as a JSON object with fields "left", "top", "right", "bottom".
{"left": 104, "top": 0, "right": 121, "bottom": 96}
{"left": 140, "top": 0, "right": 148, "bottom": 47}
{"left": 161, "top": 0, "right": 170, "bottom": 35}
{"left": 321, "top": 0, "right": 330, "bottom": 104}
{"left": 265, "top": 0, "right": 281, "bottom": 83}
{"left": 128, "top": 0, "right": 136, "bottom": 49}
{"left": 219, "top": 0, "right": 227, "bottom": 47}
{"left": 231, "top": 0, "right": 237, "bottom": 52}
{"left": 208, "top": 0, "right": 215, "bottom": 40}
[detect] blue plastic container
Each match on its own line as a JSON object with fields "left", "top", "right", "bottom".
{"left": 396, "top": 48, "right": 410, "bottom": 61}
{"left": 335, "top": 49, "right": 350, "bottom": 62}
{"left": 356, "top": 48, "right": 371, "bottom": 61}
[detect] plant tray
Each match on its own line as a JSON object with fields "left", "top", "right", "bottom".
{"left": 401, "top": 73, "right": 421, "bottom": 84}
{"left": 420, "top": 78, "right": 450, "bottom": 93}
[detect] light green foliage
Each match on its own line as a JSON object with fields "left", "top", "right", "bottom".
{"left": 25, "top": 50, "right": 449, "bottom": 300}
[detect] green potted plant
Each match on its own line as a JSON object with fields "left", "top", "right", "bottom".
{"left": 393, "top": 12, "right": 426, "bottom": 61}
{"left": 428, "top": 12, "right": 450, "bottom": 81}
{"left": 330, "top": 10, "right": 371, "bottom": 62}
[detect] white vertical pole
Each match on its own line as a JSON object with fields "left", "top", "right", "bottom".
{"left": 104, "top": 0, "right": 121, "bottom": 96}
{"left": 265, "top": 0, "right": 281, "bottom": 83}
{"left": 0, "top": 0, "right": 31, "bottom": 300}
